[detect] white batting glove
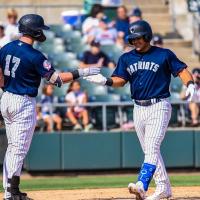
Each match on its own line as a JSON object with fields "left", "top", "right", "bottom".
{"left": 185, "top": 83, "right": 196, "bottom": 102}
{"left": 78, "top": 67, "right": 100, "bottom": 77}
{"left": 83, "top": 74, "right": 107, "bottom": 85}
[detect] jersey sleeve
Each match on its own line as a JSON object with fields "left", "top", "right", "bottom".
{"left": 112, "top": 55, "right": 129, "bottom": 81}
{"left": 167, "top": 49, "right": 186, "bottom": 77}
{"left": 34, "top": 53, "right": 55, "bottom": 78}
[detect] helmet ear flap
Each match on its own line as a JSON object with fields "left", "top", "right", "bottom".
{"left": 143, "top": 33, "right": 152, "bottom": 42}
{"left": 36, "top": 30, "right": 46, "bottom": 42}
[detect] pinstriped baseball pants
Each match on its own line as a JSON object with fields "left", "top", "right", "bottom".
{"left": 133, "top": 99, "right": 172, "bottom": 190}
{"left": 1, "top": 92, "right": 37, "bottom": 198}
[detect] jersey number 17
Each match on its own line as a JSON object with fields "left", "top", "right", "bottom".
{"left": 4, "top": 55, "right": 21, "bottom": 78}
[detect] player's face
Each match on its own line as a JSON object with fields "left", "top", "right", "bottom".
{"left": 132, "top": 37, "right": 150, "bottom": 53}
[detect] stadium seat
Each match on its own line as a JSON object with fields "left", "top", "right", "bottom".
{"left": 53, "top": 83, "right": 69, "bottom": 97}
{"left": 49, "top": 25, "right": 63, "bottom": 36}
{"left": 69, "top": 42, "right": 90, "bottom": 55}
{"left": 169, "top": 92, "right": 181, "bottom": 127}
{"left": 43, "top": 30, "right": 55, "bottom": 40}
{"left": 101, "top": 67, "right": 114, "bottom": 77}
{"left": 170, "top": 76, "right": 183, "bottom": 93}
{"left": 57, "top": 59, "right": 79, "bottom": 72}
{"left": 108, "top": 84, "right": 130, "bottom": 96}
{"left": 100, "top": 44, "right": 123, "bottom": 63}
{"left": 90, "top": 94, "right": 121, "bottom": 130}
{"left": 82, "top": 84, "right": 108, "bottom": 96}
{"left": 53, "top": 52, "right": 77, "bottom": 67}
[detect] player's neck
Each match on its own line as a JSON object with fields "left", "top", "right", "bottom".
{"left": 137, "top": 44, "right": 151, "bottom": 53}
{"left": 19, "top": 36, "right": 34, "bottom": 45}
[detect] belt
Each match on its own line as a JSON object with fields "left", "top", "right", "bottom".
{"left": 134, "top": 98, "right": 162, "bottom": 106}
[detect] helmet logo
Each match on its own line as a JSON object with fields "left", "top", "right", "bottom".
{"left": 130, "top": 27, "right": 135, "bottom": 34}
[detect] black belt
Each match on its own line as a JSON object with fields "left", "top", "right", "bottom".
{"left": 134, "top": 98, "right": 162, "bottom": 106}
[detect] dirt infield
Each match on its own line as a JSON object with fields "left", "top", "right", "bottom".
{"left": 1, "top": 187, "right": 200, "bottom": 200}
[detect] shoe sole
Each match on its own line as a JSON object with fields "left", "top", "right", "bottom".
{"left": 128, "top": 186, "right": 144, "bottom": 200}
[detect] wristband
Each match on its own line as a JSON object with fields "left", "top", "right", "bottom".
{"left": 71, "top": 70, "right": 80, "bottom": 80}
{"left": 187, "top": 80, "right": 194, "bottom": 87}
{"left": 105, "top": 78, "right": 113, "bottom": 86}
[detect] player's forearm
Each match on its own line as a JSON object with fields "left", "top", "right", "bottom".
{"left": 59, "top": 72, "right": 73, "bottom": 83}
{"left": 109, "top": 77, "right": 127, "bottom": 87}
{"left": 178, "top": 68, "right": 194, "bottom": 86}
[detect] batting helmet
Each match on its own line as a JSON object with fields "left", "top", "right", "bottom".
{"left": 127, "top": 20, "right": 153, "bottom": 44}
{"left": 18, "top": 14, "right": 49, "bottom": 42}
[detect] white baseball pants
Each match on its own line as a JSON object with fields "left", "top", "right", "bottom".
{"left": 133, "top": 99, "right": 172, "bottom": 190}
{"left": 1, "top": 91, "right": 36, "bottom": 198}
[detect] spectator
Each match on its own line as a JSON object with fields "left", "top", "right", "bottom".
{"left": 65, "top": 81, "right": 93, "bottom": 131}
{"left": 82, "top": 4, "right": 105, "bottom": 40}
{"left": 115, "top": 5, "right": 129, "bottom": 40}
{"left": 152, "top": 34, "right": 163, "bottom": 48}
{"left": 88, "top": 19, "right": 119, "bottom": 46}
{"left": 180, "top": 68, "right": 200, "bottom": 126}
{"left": 129, "top": 7, "right": 142, "bottom": 23}
{"left": 41, "top": 84, "right": 62, "bottom": 132}
{"left": 0, "top": 25, "right": 10, "bottom": 47}
{"left": 5, "top": 8, "right": 20, "bottom": 41}
{"left": 35, "top": 106, "right": 45, "bottom": 131}
{"left": 79, "top": 40, "right": 115, "bottom": 68}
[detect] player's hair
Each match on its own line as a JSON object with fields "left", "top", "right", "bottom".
{"left": 90, "top": 4, "right": 104, "bottom": 18}
{"left": 67, "top": 80, "right": 80, "bottom": 93}
{"left": 7, "top": 8, "right": 18, "bottom": 18}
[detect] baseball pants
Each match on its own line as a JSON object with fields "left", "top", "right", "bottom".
{"left": 133, "top": 99, "right": 172, "bottom": 190}
{"left": 1, "top": 91, "right": 36, "bottom": 198}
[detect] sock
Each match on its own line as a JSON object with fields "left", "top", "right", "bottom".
{"left": 4, "top": 178, "right": 11, "bottom": 199}
{"left": 138, "top": 163, "right": 156, "bottom": 191}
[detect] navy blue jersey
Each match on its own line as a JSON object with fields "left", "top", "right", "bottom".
{"left": 0, "top": 40, "right": 55, "bottom": 97}
{"left": 112, "top": 46, "right": 186, "bottom": 100}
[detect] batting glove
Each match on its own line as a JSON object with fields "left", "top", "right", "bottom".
{"left": 78, "top": 67, "right": 100, "bottom": 77}
{"left": 83, "top": 74, "right": 107, "bottom": 85}
{"left": 185, "top": 83, "right": 196, "bottom": 102}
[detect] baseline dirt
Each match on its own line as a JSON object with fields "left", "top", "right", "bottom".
{"left": 1, "top": 187, "right": 200, "bottom": 200}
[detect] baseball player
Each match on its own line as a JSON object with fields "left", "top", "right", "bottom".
{"left": 0, "top": 14, "right": 100, "bottom": 200}
{"left": 84, "top": 20, "right": 195, "bottom": 200}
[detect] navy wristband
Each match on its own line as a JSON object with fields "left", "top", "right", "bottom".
{"left": 105, "top": 78, "right": 113, "bottom": 86}
{"left": 71, "top": 70, "right": 80, "bottom": 80}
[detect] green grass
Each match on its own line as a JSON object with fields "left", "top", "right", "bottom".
{"left": 1, "top": 174, "right": 200, "bottom": 192}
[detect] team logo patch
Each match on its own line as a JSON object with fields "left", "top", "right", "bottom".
{"left": 43, "top": 60, "right": 51, "bottom": 71}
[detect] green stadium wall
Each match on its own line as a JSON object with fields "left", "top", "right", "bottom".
{"left": 0, "top": 129, "right": 200, "bottom": 171}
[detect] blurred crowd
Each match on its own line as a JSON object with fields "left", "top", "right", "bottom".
{"left": 0, "top": 4, "right": 199, "bottom": 132}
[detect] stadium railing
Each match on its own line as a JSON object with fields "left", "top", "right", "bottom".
{"left": 37, "top": 101, "right": 193, "bottom": 131}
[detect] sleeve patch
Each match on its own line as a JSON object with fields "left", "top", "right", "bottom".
{"left": 43, "top": 60, "right": 51, "bottom": 71}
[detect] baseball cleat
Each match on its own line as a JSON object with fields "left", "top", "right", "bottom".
{"left": 3, "top": 193, "right": 33, "bottom": 200}
{"left": 128, "top": 181, "right": 146, "bottom": 200}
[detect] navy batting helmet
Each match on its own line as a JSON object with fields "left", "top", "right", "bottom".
{"left": 127, "top": 20, "right": 153, "bottom": 44}
{"left": 18, "top": 14, "right": 49, "bottom": 42}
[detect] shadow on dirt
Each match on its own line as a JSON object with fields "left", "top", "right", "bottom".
{"left": 82, "top": 198, "right": 200, "bottom": 200}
